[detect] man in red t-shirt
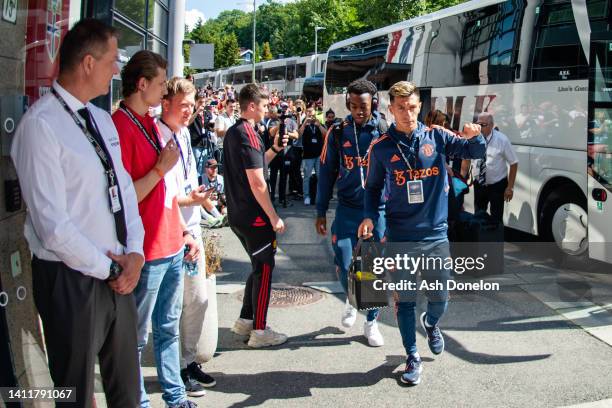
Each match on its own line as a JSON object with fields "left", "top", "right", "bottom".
{"left": 112, "top": 50, "right": 200, "bottom": 408}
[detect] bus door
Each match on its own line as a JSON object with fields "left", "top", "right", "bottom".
{"left": 587, "top": 32, "right": 612, "bottom": 263}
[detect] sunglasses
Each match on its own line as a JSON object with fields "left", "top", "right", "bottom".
{"left": 476, "top": 123, "right": 490, "bottom": 127}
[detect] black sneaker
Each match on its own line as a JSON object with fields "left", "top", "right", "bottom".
{"left": 187, "top": 362, "right": 217, "bottom": 388}
{"left": 420, "top": 312, "right": 445, "bottom": 355}
{"left": 181, "top": 368, "right": 207, "bottom": 397}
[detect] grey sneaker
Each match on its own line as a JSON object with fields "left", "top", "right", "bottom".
{"left": 247, "top": 328, "right": 288, "bottom": 348}
{"left": 231, "top": 318, "right": 253, "bottom": 336}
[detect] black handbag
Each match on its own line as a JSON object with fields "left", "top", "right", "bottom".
{"left": 347, "top": 238, "right": 390, "bottom": 310}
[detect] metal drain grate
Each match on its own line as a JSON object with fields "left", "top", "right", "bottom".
{"left": 236, "top": 284, "right": 324, "bottom": 307}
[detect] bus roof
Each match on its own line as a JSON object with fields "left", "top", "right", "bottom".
{"left": 327, "top": 0, "right": 504, "bottom": 52}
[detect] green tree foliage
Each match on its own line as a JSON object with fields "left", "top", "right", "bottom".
{"left": 188, "top": 0, "right": 467, "bottom": 69}
{"left": 261, "top": 42, "right": 273, "bottom": 61}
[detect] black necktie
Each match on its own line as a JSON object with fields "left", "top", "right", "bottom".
{"left": 78, "top": 108, "right": 128, "bottom": 247}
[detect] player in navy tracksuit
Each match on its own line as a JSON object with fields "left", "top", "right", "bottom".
{"left": 359, "top": 81, "right": 485, "bottom": 385}
{"left": 316, "top": 80, "right": 387, "bottom": 347}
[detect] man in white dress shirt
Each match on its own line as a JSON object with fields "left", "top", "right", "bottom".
{"left": 473, "top": 112, "right": 519, "bottom": 223}
{"left": 10, "top": 19, "right": 145, "bottom": 407}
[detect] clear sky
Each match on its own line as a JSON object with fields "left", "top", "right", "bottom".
{"left": 185, "top": 0, "right": 294, "bottom": 30}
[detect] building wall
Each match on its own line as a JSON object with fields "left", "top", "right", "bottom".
{"left": 0, "top": 0, "right": 54, "bottom": 402}
{"left": 0, "top": 0, "right": 182, "bottom": 401}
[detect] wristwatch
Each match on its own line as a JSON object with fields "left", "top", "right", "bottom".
{"left": 107, "top": 261, "right": 123, "bottom": 281}
{"left": 271, "top": 145, "right": 282, "bottom": 154}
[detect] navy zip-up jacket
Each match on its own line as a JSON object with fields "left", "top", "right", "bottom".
{"left": 316, "top": 113, "right": 386, "bottom": 218}
{"left": 364, "top": 122, "right": 486, "bottom": 241}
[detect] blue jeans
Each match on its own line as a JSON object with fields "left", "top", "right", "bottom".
{"left": 134, "top": 251, "right": 186, "bottom": 407}
{"left": 331, "top": 205, "right": 386, "bottom": 321}
{"left": 302, "top": 157, "right": 320, "bottom": 198}
{"left": 389, "top": 238, "right": 451, "bottom": 355}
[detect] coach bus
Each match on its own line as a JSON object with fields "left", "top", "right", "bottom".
{"left": 193, "top": 53, "right": 327, "bottom": 98}
{"left": 324, "top": 0, "right": 612, "bottom": 263}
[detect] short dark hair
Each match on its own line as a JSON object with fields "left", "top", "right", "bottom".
{"left": 325, "top": 109, "right": 335, "bottom": 116}
{"left": 121, "top": 50, "right": 167, "bottom": 98}
{"left": 238, "top": 84, "right": 269, "bottom": 111}
{"left": 226, "top": 98, "right": 236, "bottom": 104}
{"left": 59, "top": 19, "right": 118, "bottom": 74}
{"left": 347, "top": 79, "right": 378, "bottom": 97}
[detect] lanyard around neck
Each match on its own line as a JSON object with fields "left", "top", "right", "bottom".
{"left": 119, "top": 102, "right": 162, "bottom": 155}
{"left": 160, "top": 119, "right": 191, "bottom": 181}
{"left": 393, "top": 130, "right": 419, "bottom": 172}
{"left": 352, "top": 121, "right": 366, "bottom": 189}
{"left": 52, "top": 88, "right": 116, "bottom": 184}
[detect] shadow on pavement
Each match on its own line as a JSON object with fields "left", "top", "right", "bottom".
{"left": 203, "top": 354, "right": 405, "bottom": 408}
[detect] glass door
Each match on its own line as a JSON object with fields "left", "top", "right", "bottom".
{"left": 587, "top": 32, "right": 612, "bottom": 263}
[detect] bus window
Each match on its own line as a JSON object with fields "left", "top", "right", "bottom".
{"left": 287, "top": 64, "right": 296, "bottom": 81}
{"left": 263, "top": 66, "right": 286, "bottom": 81}
{"left": 296, "top": 63, "right": 307, "bottom": 78}
{"left": 234, "top": 71, "right": 252, "bottom": 84}
{"left": 326, "top": 34, "right": 411, "bottom": 94}
{"left": 528, "top": 0, "right": 609, "bottom": 81}
{"left": 255, "top": 68, "right": 262, "bottom": 82}
{"left": 458, "top": 0, "right": 526, "bottom": 85}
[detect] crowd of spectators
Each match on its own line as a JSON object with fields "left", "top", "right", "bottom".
{"left": 186, "top": 82, "right": 335, "bottom": 211}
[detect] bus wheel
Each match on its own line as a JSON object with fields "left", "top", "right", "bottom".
{"left": 541, "top": 190, "right": 588, "bottom": 257}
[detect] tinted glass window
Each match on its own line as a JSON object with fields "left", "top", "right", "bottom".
{"left": 263, "top": 66, "right": 286, "bottom": 81}
{"left": 234, "top": 71, "right": 252, "bottom": 84}
{"left": 286, "top": 64, "right": 296, "bottom": 81}
{"left": 115, "top": 0, "right": 146, "bottom": 26}
{"left": 459, "top": 0, "right": 525, "bottom": 85}
{"left": 147, "top": 37, "right": 167, "bottom": 58}
{"left": 113, "top": 19, "right": 145, "bottom": 59}
{"left": 296, "top": 63, "right": 307, "bottom": 78}
{"left": 148, "top": 1, "right": 168, "bottom": 40}
{"left": 326, "top": 34, "right": 411, "bottom": 94}
{"left": 531, "top": 0, "right": 608, "bottom": 81}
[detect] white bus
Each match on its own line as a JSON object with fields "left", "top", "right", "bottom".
{"left": 324, "top": 0, "right": 612, "bottom": 263}
{"left": 193, "top": 53, "right": 327, "bottom": 99}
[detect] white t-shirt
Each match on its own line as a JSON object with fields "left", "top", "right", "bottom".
{"left": 472, "top": 129, "right": 519, "bottom": 185}
{"left": 214, "top": 112, "right": 236, "bottom": 138}
{"left": 158, "top": 122, "right": 201, "bottom": 234}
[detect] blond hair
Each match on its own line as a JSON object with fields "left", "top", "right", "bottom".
{"left": 389, "top": 81, "right": 420, "bottom": 103}
{"left": 164, "top": 76, "right": 196, "bottom": 100}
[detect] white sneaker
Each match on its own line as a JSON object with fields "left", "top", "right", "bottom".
{"left": 364, "top": 320, "right": 384, "bottom": 347}
{"left": 231, "top": 318, "right": 253, "bottom": 336}
{"left": 247, "top": 328, "right": 288, "bottom": 348}
{"left": 341, "top": 298, "right": 357, "bottom": 328}
{"left": 304, "top": 196, "right": 311, "bottom": 205}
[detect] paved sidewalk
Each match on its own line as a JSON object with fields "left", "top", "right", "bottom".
{"left": 100, "top": 200, "right": 612, "bottom": 408}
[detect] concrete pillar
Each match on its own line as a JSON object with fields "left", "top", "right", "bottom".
{"left": 168, "top": 0, "right": 186, "bottom": 78}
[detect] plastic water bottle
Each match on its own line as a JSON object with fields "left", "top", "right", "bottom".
{"left": 184, "top": 246, "right": 198, "bottom": 277}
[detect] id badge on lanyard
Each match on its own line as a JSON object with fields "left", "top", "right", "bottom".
{"left": 185, "top": 183, "right": 193, "bottom": 195}
{"left": 407, "top": 180, "right": 424, "bottom": 204}
{"left": 109, "top": 185, "right": 122, "bottom": 213}
{"left": 395, "top": 140, "right": 424, "bottom": 204}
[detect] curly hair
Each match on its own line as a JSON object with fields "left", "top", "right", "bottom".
{"left": 347, "top": 79, "right": 378, "bottom": 97}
